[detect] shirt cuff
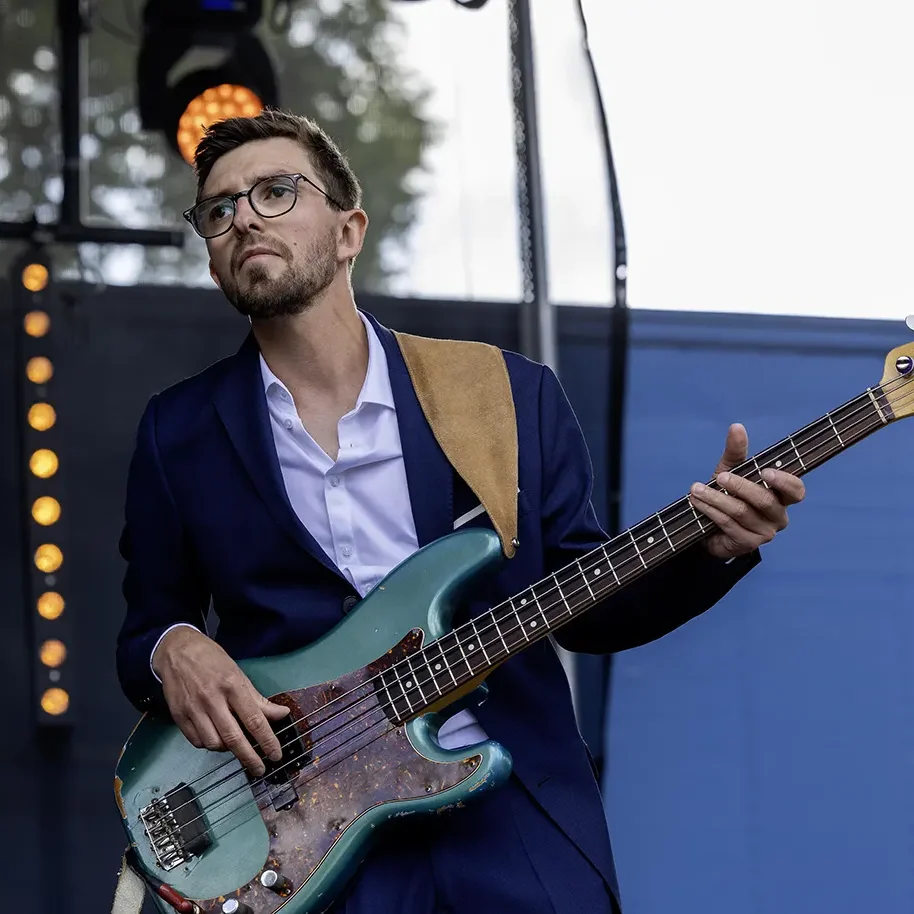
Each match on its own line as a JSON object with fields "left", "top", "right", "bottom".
{"left": 150, "top": 622, "right": 202, "bottom": 683}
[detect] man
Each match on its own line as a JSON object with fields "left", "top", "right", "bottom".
{"left": 116, "top": 109, "right": 805, "bottom": 914}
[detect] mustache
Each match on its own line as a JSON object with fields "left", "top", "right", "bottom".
{"left": 234, "top": 239, "right": 288, "bottom": 270}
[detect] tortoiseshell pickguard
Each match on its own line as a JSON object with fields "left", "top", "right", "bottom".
{"left": 194, "top": 629, "right": 482, "bottom": 913}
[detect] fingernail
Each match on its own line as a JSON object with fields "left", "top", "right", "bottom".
{"left": 692, "top": 482, "right": 706, "bottom": 494}
{"left": 717, "top": 472, "right": 730, "bottom": 485}
{"left": 761, "top": 469, "right": 775, "bottom": 481}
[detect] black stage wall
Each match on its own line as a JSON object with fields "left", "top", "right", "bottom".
{"left": 0, "top": 282, "right": 611, "bottom": 914}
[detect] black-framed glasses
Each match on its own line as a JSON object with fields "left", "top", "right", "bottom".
{"left": 183, "top": 173, "right": 344, "bottom": 239}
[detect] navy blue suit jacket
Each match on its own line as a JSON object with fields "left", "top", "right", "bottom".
{"left": 116, "top": 311, "right": 759, "bottom": 905}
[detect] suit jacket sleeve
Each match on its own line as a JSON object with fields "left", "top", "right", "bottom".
{"left": 116, "top": 395, "right": 210, "bottom": 712}
{"left": 536, "top": 365, "right": 760, "bottom": 654}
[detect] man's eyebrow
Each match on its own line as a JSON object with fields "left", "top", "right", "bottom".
{"left": 201, "top": 171, "right": 293, "bottom": 201}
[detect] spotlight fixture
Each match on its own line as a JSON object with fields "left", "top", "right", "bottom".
{"left": 11, "top": 249, "right": 74, "bottom": 726}
{"left": 137, "top": 0, "right": 278, "bottom": 165}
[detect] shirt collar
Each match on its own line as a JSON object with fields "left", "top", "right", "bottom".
{"left": 258, "top": 310, "right": 395, "bottom": 410}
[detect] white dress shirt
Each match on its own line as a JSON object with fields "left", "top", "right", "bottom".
{"left": 153, "top": 314, "right": 487, "bottom": 750}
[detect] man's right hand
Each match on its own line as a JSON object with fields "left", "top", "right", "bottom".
{"left": 152, "top": 626, "right": 290, "bottom": 777}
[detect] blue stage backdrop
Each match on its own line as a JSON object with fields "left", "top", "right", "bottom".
{"left": 581, "top": 309, "right": 914, "bottom": 914}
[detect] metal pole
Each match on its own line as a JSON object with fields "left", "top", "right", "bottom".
{"left": 508, "top": 0, "right": 576, "bottom": 707}
{"left": 508, "top": 0, "right": 557, "bottom": 372}
{"left": 58, "top": 0, "right": 85, "bottom": 231}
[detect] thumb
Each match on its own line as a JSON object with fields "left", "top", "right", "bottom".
{"left": 262, "top": 697, "right": 292, "bottom": 719}
{"left": 714, "top": 423, "right": 748, "bottom": 476}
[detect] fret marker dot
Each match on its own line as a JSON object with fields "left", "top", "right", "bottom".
{"left": 468, "top": 644, "right": 476, "bottom": 651}
{"left": 405, "top": 681, "right": 413, "bottom": 688}
{"left": 434, "top": 663, "right": 442, "bottom": 671}
{"left": 530, "top": 621, "right": 537, "bottom": 628}
{"left": 647, "top": 536, "right": 655, "bottom": 544}
{"left": 521, "top": 598, "right": 527, "bottom": 605}
{"left": 594, "top": 569, "right": 601, "bottom": 576}
{"left": 775, "top": 460, "right": 782, "bottom": 468}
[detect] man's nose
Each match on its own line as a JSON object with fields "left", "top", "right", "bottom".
{"left": 233, "top": 195, "right": 265, "bottom": 233}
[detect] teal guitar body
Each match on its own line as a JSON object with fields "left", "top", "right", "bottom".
{"left": 114, "top": 528, "right": 514, "bottom": 914}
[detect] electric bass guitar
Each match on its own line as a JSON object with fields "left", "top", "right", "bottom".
{"left": 114, "top": 339, "right": 914, "bottom": 914}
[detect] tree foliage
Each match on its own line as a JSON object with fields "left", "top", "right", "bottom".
{"left": 0, "top": 0, "right": 436, "bottom": 290}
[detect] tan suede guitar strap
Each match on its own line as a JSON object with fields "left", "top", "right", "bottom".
{"left": 393, "top": 331, "right": 519, "bottom": 560}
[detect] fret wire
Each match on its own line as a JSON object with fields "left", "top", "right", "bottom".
{"left": 393, "top": 669, "right": 414, "bottom": 715}
{"left": 442, "top": 631, "right": 472, "bottom": 683}
{"left": 403, "top": 655, "right": 430, "bottom": 704}
{"left": 628, "top": 530, "right": 647, "bottom": 568}
{"left": 602, "top": 545, "right": 621, "bottom": 585}
{"left": 826, "top": 412, "right": 845, "bottom": 446}
{"left": 429, "top": 640, "right": 457, "bottom": 690}
{"left": 689, "top": 499, "right": 709, "bottom": 531}
{"left": 786, "top": 435, "right": 807, "bottom": 471}
{"left": 577, "top": 559, "right": 597, "bottom": 599}
{"left": 553, "top": 574, "right": 573, "bottom": 616}
{"left": 470, "top": 618, "right": 495, "bottom": 664}
{"left": 751, "top": 456, "right": 769, "bottom": 488}
{"left": 656, "top": 513, "right": 676, "bottom": 551}
{"left": 377, "top": 675, "right": 399, "bottom": 721}
{"left": 489, "top": 600, "right": 517, "bottom": 657}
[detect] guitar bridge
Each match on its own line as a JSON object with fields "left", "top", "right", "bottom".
{"left": 139, "top": 782, "right": 212, "bottom": 871}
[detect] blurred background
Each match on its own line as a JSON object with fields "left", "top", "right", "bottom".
{"left": 2, "top": 1, "right": 914, "bottom": 912}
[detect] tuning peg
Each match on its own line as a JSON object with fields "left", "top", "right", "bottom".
{"left": 905, "top": 315, "right": 914, "bottom": 332}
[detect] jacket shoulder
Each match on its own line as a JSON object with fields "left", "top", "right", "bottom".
{"left": 140, "top": 346, "right": 241, "bottom": 446}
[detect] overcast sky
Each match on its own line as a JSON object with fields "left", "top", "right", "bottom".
{"left": 388, "top": 0, "right": 914, "bottom": 323}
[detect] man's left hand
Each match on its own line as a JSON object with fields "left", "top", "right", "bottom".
{"left": 690, "top": 423, "right": 806, "bottom": 560}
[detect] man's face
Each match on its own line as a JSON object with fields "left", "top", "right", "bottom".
{"left": 200, "top": 137, "right": 343, "bottom": 319}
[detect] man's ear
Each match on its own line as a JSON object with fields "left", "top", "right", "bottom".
{"left": 209, "top": 260, "right": 222, "bottom": 290}
{"left": 338, "top": 209, "right": 368, "bottom": 264}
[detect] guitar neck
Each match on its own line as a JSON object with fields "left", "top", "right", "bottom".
{"left": 381, "top": 384, "right": 895, "bottom": 723}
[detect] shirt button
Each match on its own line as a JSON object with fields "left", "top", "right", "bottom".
{"left": 283, "top": 419, "right": 293, "bottom": 429}
{"left": 329, "top": 475, "right": 340, "bottom": 487}
{"left": 341, "top": 545, "right": 353, "bottom": 558}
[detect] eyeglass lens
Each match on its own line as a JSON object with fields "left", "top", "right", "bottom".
{"left": 192, "top": 175, "right": 299, "bottom": 238}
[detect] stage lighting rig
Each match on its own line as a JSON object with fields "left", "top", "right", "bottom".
{"left": 137, "top": 0, "right": 278, "bottom": 165}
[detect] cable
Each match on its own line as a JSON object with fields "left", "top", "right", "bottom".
{"left": 573, "top": 0, "right": 628, "bottom": 782}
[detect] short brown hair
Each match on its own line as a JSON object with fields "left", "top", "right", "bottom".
{"left": 192, "top": 108, "right": 363, "bottom": 210}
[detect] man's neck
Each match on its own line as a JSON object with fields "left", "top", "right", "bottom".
{"left": 251, "top": 291, "right": 368, "bottom": 407}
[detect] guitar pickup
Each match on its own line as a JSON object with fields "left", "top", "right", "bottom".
{"left": 260, "top": 715, "right": 311, "bottom": 811}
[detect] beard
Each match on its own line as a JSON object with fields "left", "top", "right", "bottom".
{"left": 219, "top": 229, "right": 338, "bottom": 320}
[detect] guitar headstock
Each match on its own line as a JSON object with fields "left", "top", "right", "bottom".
{"left": 880, "top": 330, "right": 914, "bottom": 419}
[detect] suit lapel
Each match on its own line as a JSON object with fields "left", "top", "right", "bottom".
{"left": 366, "top": 313, "right": 454, "bottom": 548}
{"left": 213, "top": 332, "right": 344, "bottom": 580}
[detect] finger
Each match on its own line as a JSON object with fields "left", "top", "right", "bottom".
{"left": 690, "top": 494, "right": 770, "bottom": 549}
{"left": 188, "top": 712, "right": 225, "bottom": 753}
{"left": 263, "top": 700, "right": 292, "bottom": 721}
{"left": 714, "top": 472, "right": 789, "bottom": 525}
{"left": 691, "top": 482, "right": 778, "bottom": 536}
{"left": 714, "top": 423, "right": 749, "bottom": 476}
{"left": 760, "top": 468, "right": 806, "bottom": 505}
{"left": 229, "top": 688, "right": 284, "bottom": 763}
{"left": 209, "top": 704, "right": 266, "bottom": 776}
{"left": 173, "top": 711, "right": 203, "bottom": 749}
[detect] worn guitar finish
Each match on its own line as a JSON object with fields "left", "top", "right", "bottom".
{"left": 115, "top": 341, "right": 914, "bottom": 914}
{"left": 116, "top": 531, "right": 512, "bottom": 914}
